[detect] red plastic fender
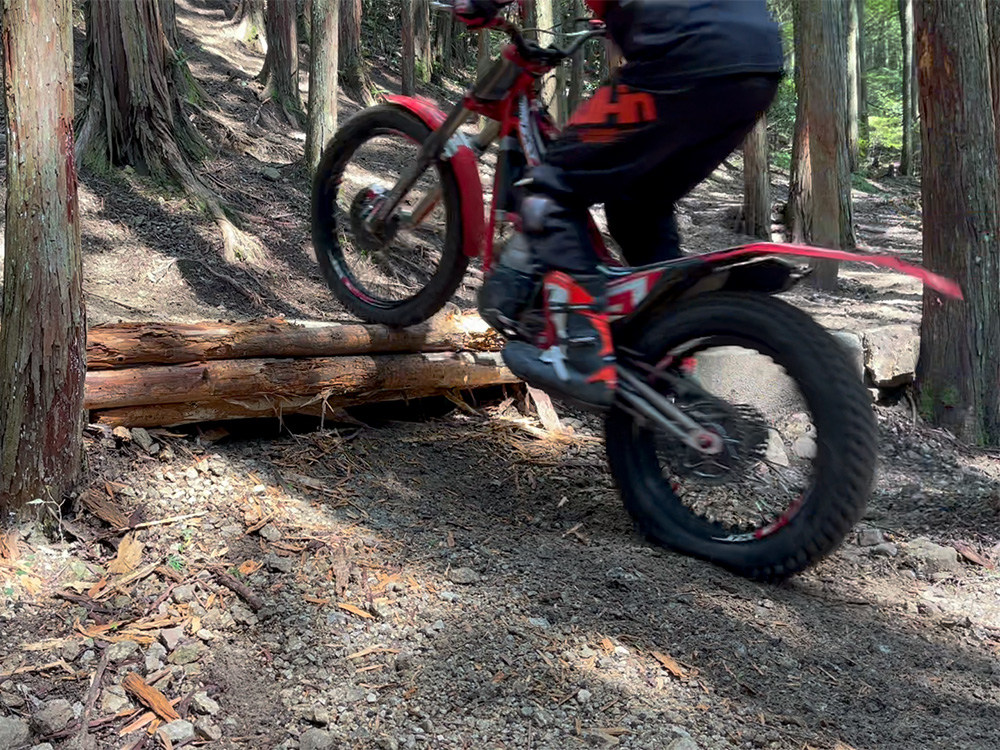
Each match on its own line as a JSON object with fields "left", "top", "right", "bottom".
{"left": 383, "top": 95, "right": 485, "bottom": 258}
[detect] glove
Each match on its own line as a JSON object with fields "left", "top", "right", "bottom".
{"left": 454, "top": 0, "right": 511, "bottom": 29}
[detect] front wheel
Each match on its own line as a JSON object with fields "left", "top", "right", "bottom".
{"left": 312, "top": 105, "right": 468, "bottom": 326}
{"left": 606, "top": 293, "right": 877, "bottom": 581}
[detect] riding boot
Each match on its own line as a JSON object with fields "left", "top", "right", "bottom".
{"left": 502, "top": 271, "right": 617, "bottom": 410}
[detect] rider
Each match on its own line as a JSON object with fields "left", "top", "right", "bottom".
{"left": 456, "top": 0, "right": 784, "bottom": 409}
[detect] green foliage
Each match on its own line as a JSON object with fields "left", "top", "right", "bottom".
{"left": 850, "top": 173, "right": 880, "bottom": 194}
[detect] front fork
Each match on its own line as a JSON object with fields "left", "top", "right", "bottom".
{"left": 370, "top": 106, "right": 501, "bottom": 236}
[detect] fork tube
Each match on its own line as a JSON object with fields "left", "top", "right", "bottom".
{"left": 373, "top": 104, "right": 472, "bottom": 224}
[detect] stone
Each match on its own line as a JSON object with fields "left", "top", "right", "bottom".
{"left": 857, "top": 527, "right": 885, "bottom": 547}
{"left": 0, "top": 716, "right": 30, "bottom": 748}
{"left": 160, "top": 720, "right": 196, "bottom": 743}
{"left": 266, "top": 554, "right": 294, "bottom": 574}
{"left": 763, "top": 430, "right": 789, "bottom": 467}
{"left": 862, "top": 325, "right": 919, "bottom": 387}
{"left": 33, "top": 699, "right": 74, "bottom": 734}
{"left": 576, "top": 688, "right": 592, "bottom": 704}
{"left": 195, "top": 719, "right": 223, "bottom": 741}
{"left": 260, "top": 524, "right": 282, "bottom": 542}
{"left": 527, "top": 617, "right": 550, "bottom": 629}
{"left": 161, "top": 626, "right": 184, "bottom": 651}
{"left": 263, "top": 167, "right": 281, "bottom": 182}
{"left": 131, "top": 427, "right": 155, "bottom": 452}
{"left": 447, "top": 567, "right": 481, "bottom": 585}
{"left": 378, "top": 738, "right": 400, "bottom": 750}
{"left": 30, "top": 744, "right": 55, "bottom": 750}
{"left": 107, "top": 639, "right": 140, "bottom": 662}
{"left": 666, "top": 738, "right": 701, "bottom": 750}
{"left": 168, "top": 642, "right": 203, "bottom": 665}
{"left": 792, "top": 436, "right": 817, "bottom": 460}
{"left": 830, "top": 330, "right": 865, "bottom": 379}
{"left": 192, "top": 692, "right": 221, "bottom": 715}
{"left": 101, "top": 686, "right": 132, "bottom": 714}
{"left": 300, "top": 728, "right": 334, "bottom": 750}
{"left": 145, "top": 642, "right": 167, "bottom": 672}
{"left": 906, "top": 537, "right": 960, "bottom": 573}
{"left": 61, "top": 640, "right": 83, "bottom": 662}
{"left": 1, "top": 690, "right": 25, "bottom": 708}
{"left": 613, "top": 645, "right": 630, "bottom": 658}
{"left": 872, "top": 542, "right": 899, "bottom": 558}
{"left": 184, "top": 467, "right": 199, "bottom": 481}
{"left": 172, "top": 584, "right": 196, "bottom": 603}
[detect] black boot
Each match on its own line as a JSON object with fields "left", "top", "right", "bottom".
{"left": 502, "top": 271, "right": 617, "bottom": 410}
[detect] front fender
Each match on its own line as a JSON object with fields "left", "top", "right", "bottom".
{"left": 383, "top": 95, "right": 485, "bottom": 258}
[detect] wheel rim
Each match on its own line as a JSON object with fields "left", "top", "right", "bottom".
{"left": 323, "top": 128, "right": 452, "bottom": 309}
{"left": 622, "top": 335, "right": 821, "bottom": 544}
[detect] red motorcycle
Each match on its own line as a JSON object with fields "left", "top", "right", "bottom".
{"left": 312, "top": 4, "right": 962, "bottom": 580}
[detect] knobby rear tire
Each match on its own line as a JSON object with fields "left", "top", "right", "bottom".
{"left": 311, "top": 105, "right": 468, "bottom": 327}
{"left": 605, "top": 293, "right": 878, "bottom": 582}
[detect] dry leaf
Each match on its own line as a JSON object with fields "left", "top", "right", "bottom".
{"left": 87, "top": 578, "right": 108, "bottom": 598}
{"left": 108, "top": 534, "right": 144, "bottom": 575}
{"left": 652, "top": 651, "right": 688, "bottom": 678}
{"left": 337, "top": 602, "right": 374, "bottom": 619}
{"left": 446, "top": 531, "right": 456, "bottom": 548}
{"left": 303, "top": 595, "right": 331, "bottom": 605}
{"left": 238, "top": 559, "right": 262, "bottom": 576}
{"left": 122, "top": 672, "right": 180, "bottom": 722}
{"left": 492, "top": 671, "right": 506, "bottom": 683}
{"left": 600, "top": 637, "right": 614, "bottom": 655}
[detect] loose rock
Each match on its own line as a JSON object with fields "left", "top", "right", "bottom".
{"left": 195, "top": 719, "right": 223, "bottom": 741}
{"left": 906, "top": 537, "right": 960, "bottom": 573}
{"left": 872, "top": 542, "right": 899, "bottom": 558}
{"left": 862, "top": 325, "right": 919, "bottom": 387}
{"left": 33, "top": 699, "right": 74, "bottom": 734}
{"left": 107, "top": 639, "right": 140, "bottom": 662}
{"left": 160, "top": 719, "right": 196, "bottom": 743}
{"left": 300, "top": 728, "right": 334, "bottom": 750}
{"left": 168, "top": 642, "right": 203, "bottom": 665}
{"left": 192, "top": 692, "right": 221, "bottom": 715}
{"left": 447, "top": 567, "right": 481, "bottom": 584}
{"left": 0, "top": 717, "right": 30, "bottom": 748}
{"left": 160, "top": 626, "right": 184, "bottom": 651}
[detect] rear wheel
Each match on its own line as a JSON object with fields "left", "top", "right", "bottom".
{"left": 312, "top": 105, "right": 468, "bottom": 326}
{"left": 606, "top": 293, "right": 877, "bottom": 581}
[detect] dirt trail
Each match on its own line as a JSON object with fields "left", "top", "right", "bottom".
{"left": 1, "top": 3, "right": 999, "bottom": 750}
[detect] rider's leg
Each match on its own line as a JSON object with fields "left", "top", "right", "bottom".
{"left": 498, "top": 75, "right": 781, "bottom": 409}
{"left": 605, "top": 198, "right": 681, "bottom": 266}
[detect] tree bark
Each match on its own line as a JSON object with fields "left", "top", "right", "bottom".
{"left": 339, "top": 0, "right": 372, "bottom": 104}
{"left": 414, "top": 0, "right": 432, "bottom": 83}
{"left": 858, "top": 0, "right": 868, "bottom": 149}
{"left": 402, "top": 0, "right": 415, "bottom": 96}
{"left": 0, "top": 0, "right": 86, "bottom": 517}
{"left": 741, "top": 114, "right": 771, "bottom": 240}
{"left": 305, "top": 0, "right": 338, "bottom": 174}
{"left": 914, "top": 0, "right": 1000, "bottom": 444}
{"left": 84, "top": 351, "right": 517, "bottom": 412}
{"left": 234, "top": 0, "right": 267, "bottom": 52}
{"left": 258, "top": 0, "right": 302, "bottom": 126}
{"left": 847, "top": 0, "right": 861, "bottom": 169}
{"left": 786, "top": 0, "right": 812, "bottom": 243}
{"left": 85, "top": 311, "right": 503, "bottom": 369}
{"left": 988, "top": 1, "right": 1000, "bottom": 162}
{"left": 800, "top": 0, "right": 848, "bottom": 289}
{"left": 899, "top": 0, "right": 915, "bottom": 175}
{"left": 77, "top": 0, "right": 255, "bottom": 264}
{"left": 439, "top": 11, "right": 453, "bottom": 73}
{"left": 535, "top": 0, "right": 558, "bottom": 119}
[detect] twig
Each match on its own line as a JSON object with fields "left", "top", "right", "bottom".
{"left": 75, "top": 648, "right": 112, "bottom": 746}
{"left": 212, "top": 569, "right": 263, "bottom": 611}
{"left": 122, "top": 511, "right": 208, "bottom": 532}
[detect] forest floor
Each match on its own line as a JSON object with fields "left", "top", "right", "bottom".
{"left": 1, "top": 1, "right": 1000, "bottom": 750}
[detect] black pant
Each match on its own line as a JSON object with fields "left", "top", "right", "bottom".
{"left": 526, "top": 74, "right": 781, "bottom": 273}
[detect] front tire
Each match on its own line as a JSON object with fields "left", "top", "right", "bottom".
{"left": 312, "top": 105, "right": 468, "bottom": 326}
{"left": 606, "top": 293, "right": 877, "bottom": 581}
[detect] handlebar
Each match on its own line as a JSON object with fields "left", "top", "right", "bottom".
{"left": 431, "top": 0, "right": 605, "bottom": 66}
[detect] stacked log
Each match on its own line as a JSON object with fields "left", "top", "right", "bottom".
{"left": 84, "top": 310, "right": 518, "bottom": 428}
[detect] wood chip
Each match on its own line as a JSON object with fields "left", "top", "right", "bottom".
{"left": 238, "top": 559, "right": 262, "bottom": 576}
{"left": 0, "top": 530, "right": 19, "bottom": 561}
{"left": 652, "top": 651, "right": 688, "bottom": 678}
{"left": 122, "top": 672, "right": 180, "bottom": 722}
{"left": 108, "top": 533, "right": 144, "bottom": 575}
{"left": 94, "top": 563, "right": 159, "bottom": 601}
{"left": 527, "top": 385, "right": 562, "bottom": 432}
{"left": 303, "top": 595, "right": 331, "bottom": 605}
{"left": 346, "top": 646, "right": 399, "bottom": 660}
{"left": 337, "top": 602, "right": 374, "bottom": 619}
{"left": 81, "top": 489, "right": 130, "bottom": 529}
{"left": 954, "top": 541, "right": 995, "bottom": 569}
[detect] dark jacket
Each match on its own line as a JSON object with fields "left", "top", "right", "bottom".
{"left": 588, "top": 0, "right": 785, "bottom": 89}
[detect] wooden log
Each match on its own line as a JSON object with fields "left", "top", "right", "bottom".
{"left": 91, "top": 381, "right": 513, "bottom": 428}
{"left": 86, "top": 310, "right": 503, "bottom": 369}
{"left": 85, "top": 351, "right": 517, "bottom": 411}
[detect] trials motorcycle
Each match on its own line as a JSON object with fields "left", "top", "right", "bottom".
{"left": 311, "top": 3, "right": 962, "bottom": 580}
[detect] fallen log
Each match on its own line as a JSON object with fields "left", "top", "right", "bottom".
{"left": 87, "top": 310, "right": 503, "bottom": 369}
{"left": 86, "top": 351, "right": 518, "bottom": 426}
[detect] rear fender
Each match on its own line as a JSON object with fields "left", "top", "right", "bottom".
{"left": 614, "top": 242, "right": 962, "bottom": 341}
{"left": 384, "top": 95, "right": 485, "bottom": 258}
